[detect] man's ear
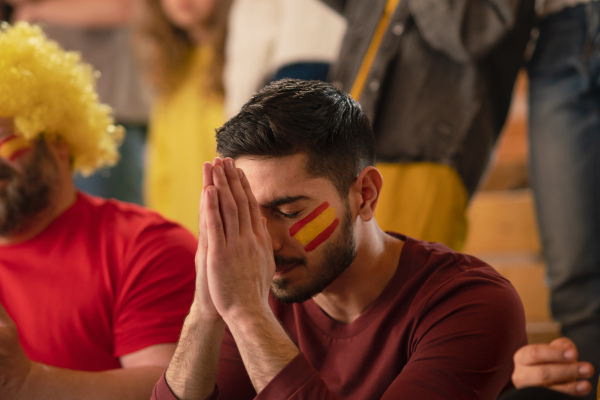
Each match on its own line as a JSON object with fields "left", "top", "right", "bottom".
{"left": 44, "top": 136, "right": 70, "bottom": 159}
{"left": 350, "top": 166, "right": 383, "bottom": 222}
{"left": 46, "top": 137, "right": 72, "bottom": 171}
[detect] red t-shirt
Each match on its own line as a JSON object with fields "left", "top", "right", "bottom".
{"left": 0, "top": 192, "right": 197, "bottom": 371}
{"left": 153, "top": 234, "right": 527, "bottom": 399}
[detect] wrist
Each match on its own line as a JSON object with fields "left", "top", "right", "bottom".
{"left": 189, "top": 301, "right": 224, "bottom": 325}
{"left": 222, "top": 303, "right": 275, "bottom": 333}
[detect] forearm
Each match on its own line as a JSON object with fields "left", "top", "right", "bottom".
{"left": 165, "top": 304, "right": 226, "bottom": 400}
{"left": 226, "top": 310, "right": 299, "bottom": 394}
{"left": 13, "top": 364, "right": 164, "bottom": 400}
{"left": 12, "top": 0, "right": 135, "bottom": 27}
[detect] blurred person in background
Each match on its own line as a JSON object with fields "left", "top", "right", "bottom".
{"left": 0, "top": 3, "right": 13, "bottom": 21}
{"left": 526, "top": 1, "right": 600, "bottom": 397}
{"left": 133, "top": 0, "right": 231, "bottom": 235}
{"left": 7, "top": 0, "right": 151, "bottom": 205}
{"left": 320, "top": 0, "right": 536, "bottom": 250}
{"left": 0, "top": 23, "right": 196, "bottom": 400}
{"left": 224, "top": 0, "right": 347, "bottom": 118}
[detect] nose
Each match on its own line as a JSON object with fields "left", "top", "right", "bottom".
{"left": 265, "top": 219, "right": 285, "bottom": 253}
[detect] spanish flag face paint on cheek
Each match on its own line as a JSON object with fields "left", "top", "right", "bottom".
{"left": 0, "top": 135, "right": 32, "bottom": 161}
{"left": 289, "top": 201, "right": 340, "bottom": 252}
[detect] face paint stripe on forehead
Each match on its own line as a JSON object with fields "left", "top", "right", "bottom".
{"left": 289, "top": 201, "right": 330, "bottom": 237}
{"left": 0, "top": 135, "right": 32, "bottom": 161}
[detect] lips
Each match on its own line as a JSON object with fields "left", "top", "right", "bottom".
{"left": 276, "top": 263, "right": 298, "bottom": 273}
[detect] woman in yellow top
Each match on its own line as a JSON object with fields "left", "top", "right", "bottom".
{"left": 134, "top": 0, "right": 231, "bottom": 235}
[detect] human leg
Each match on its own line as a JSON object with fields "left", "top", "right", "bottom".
{"left": 527, "top": 4, "right": 600, "bottom": 399}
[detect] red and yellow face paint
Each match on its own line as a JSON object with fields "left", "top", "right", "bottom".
{"left": 289, "top": 201, "right": 340, "bottom": 252}
{"left": 0, "top": 135, "right": 32, "bottom": 161}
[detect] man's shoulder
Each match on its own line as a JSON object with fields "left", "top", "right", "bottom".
{"left": 75, "top": 192, "right": 196, "bottom": 246}
{"left": 80, "top": 192, "right": 182, "bottom": 226}
{"left": 402, "top": 234, "right": 501, "bottom": 273}
{"left": 395, "top": 234, "right": 512, "bottom": 298}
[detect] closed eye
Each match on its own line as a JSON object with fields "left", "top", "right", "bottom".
{"left": 279, "top": 211, "right": 301, "bottom": 219}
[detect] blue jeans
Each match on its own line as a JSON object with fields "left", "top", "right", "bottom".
{"left": 74, "top": 123, "right": 146, "bottom": 205}
{"left": 527, "top": 3, "right": 600, "bottom": 398}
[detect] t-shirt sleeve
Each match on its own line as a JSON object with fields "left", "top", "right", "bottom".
{"left": 257, "top": 354, "right": 342, "bottom": 400}
{"left": 113, "top": 220, "right": 197, "bottom": 357}
{"left": 381, "top": 267, "right": 527, "bottom": 399}
{"left": 152, "top": 373, "right": 179, "bottom": 400}
{"left": 216, "top": 329, "right": 341, "bottom": 400}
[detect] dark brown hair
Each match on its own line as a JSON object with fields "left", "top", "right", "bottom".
{"left": 216, "top": 79, "right": 376, "bottom": 196}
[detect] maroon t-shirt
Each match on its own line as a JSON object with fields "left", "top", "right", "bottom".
{"left": 154, "top": 234, "right": 526, "bottom": 399}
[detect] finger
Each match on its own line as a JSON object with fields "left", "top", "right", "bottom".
{"left": 199, "top": 162, "right": 214, "bottom": 226}
{"left": 262, "top": 218, "right": 276, "bottom": 275}
{"left": 204, "top": 161, "right": 214, "bottom": 189}
{"left": 197, "top": 162, "right": 214, "bottom": 247}
{"left": 212, "top": 159, "right": 239, "bottom": 238}
{"left": 205, "top": 186, "right": 226, "bottom": 249}
{"left": 197, "top": 188, "right": 208, "bottom": 252}
{"left": 223, "top": 158, "right": 252, "bottom": 236}
{"left": 197, "top": 193, "right": 206, "bottom": 249}
{"left": 238, "top": 167, "right": 264, "bottom": 236}
{"left": 196, "top": 191, "right": 210, "bottom": 272}
{"left": 549, "top": 380, "right": 593, "bottom": 397}
{"left": 263, "top": 217, "right": 274, "bottom": 254}
{"left": 550, "top": 337, "right": 577, "bottom": 348}
{"left": 549, "top": 337, "right": 579, "bottom": 360}
{"left": 514, "top": 343, "right": 575, "bottom": 366}
{"left": 514, "top": 363, "right": 592, "bottom": 389}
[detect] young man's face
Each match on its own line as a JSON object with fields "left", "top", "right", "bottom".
{"left": 235, "top": 154, "right": 357, "bottom": 304}
{"left": 0, "top": 119, "right": 58, "bottom": 236}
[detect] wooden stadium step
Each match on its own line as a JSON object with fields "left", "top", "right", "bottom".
{"left": 464, "top": 189, "right": 560, "bottom": 344}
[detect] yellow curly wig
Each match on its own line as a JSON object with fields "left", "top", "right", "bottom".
{"left": 0, "top": 22, "right": 124, "bottom": 175}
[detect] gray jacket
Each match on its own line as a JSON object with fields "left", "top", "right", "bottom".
{"left": 323, "top": 0, "right": 535, "bottom": 195}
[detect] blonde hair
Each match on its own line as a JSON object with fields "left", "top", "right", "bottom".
{"left": 0, "top": 22, "right": 123, "bottom": 175}
{"left": 133, "top": 0, "right": 231, "bottom": 96}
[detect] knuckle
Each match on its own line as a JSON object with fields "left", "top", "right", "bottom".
{"left": 511, "top": 371, "right": 523, "bottom": 388}
{"left": 223, "top": 202, "right": 238, "bottom": 215}
{"left": 513, "top": 346, "right": 532, "bottom": 365}
{"left": 208, "top": 220, "right": 223, "bottom": 233}
{"left": 528, "top": 346, "right": 541, "bottom": 362}
{"left": 235, "top": 194, "right": 249, "bottom": 208}
{"left": 249, "top": 199, "right": 260, "bottom": 213}
{"left": 513, "top": 348, "right": 524, "bottom": 363}
{"left": 535, "top": 366, "right": 551, "bottom": 384}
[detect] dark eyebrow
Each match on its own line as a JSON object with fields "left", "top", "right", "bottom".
{"left": 262, "top": 196, "right": 309, "bottom": 208}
